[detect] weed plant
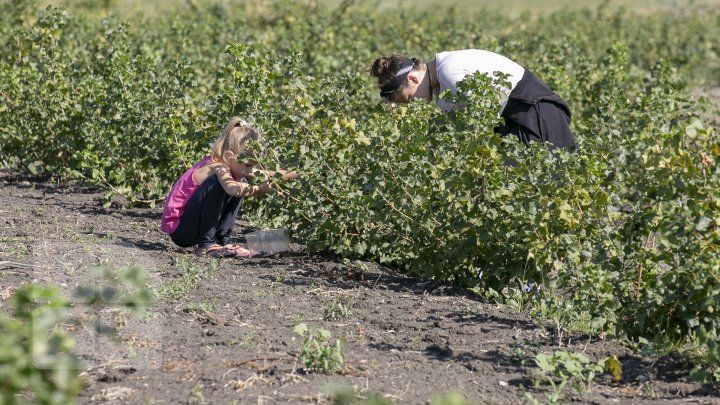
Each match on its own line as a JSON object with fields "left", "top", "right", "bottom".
{"left": 324, "top": 298, "right": 353, "bottom": 321}
{"left": 0, "top": 268, "right": 152, "bottom": 403}
{"left": 159, "top": 258, "right": 219, "bottom": 301}
{"left": 294, "top": 322, "right": 345, "bottom": 373}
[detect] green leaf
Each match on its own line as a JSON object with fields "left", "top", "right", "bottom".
{"left": 590, "top": 316, "right": 607, "bottom": 330}
{"left": 294, "top": 323, "right": 308, "bottom": 336}
{"left": 535, "top": 353, "right": 553, "bottom": 372}
{"left": 695, "top": 216, "right": 711, "bottom": 232}
{"left": 604, "top": 355, "right": 622, "bottom": 381}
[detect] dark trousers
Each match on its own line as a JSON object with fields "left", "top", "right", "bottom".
{"left": 498, "top": 100, "right": 576, "bottom": 149}
{"left": 170, "top": 175, "right": 242, "bottom": 249}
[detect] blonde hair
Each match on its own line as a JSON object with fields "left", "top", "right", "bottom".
{"left": 210, "top": 117, "right": 265, "bottom": 162}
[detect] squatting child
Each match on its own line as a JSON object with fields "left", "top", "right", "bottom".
{"left": 160, "top": 117, "right": 299, "bottom": 258}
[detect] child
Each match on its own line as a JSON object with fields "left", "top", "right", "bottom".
{"left": 160, "top": 117, "right": 298, "bottom": 258}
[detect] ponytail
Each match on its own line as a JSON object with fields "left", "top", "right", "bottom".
{"left": 211, "top": 117, "right": 265, "bottom": 162}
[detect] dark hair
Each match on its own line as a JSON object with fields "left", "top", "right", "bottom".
{"left": 370, "top": 55, "right": 422, "bottom": 89}
{"left": 370, "top": 55, "right": 407, "bottom": 87}
{"left": 370, "top": 54, "right": 424, "bottom": 100}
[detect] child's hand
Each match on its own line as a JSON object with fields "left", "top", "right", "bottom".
{"left": 252, "top": 181, "right": 273, "bottom": 198}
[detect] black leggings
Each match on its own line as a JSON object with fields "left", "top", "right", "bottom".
{"left": 170, "top": 175, "right": 242, "bottom": 249}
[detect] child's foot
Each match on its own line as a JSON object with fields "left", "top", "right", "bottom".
{"left": 224, "top": 244, "right": 255, "bottom": 258}
{"left": 195, "top": 244, "right": 238, "bottom": 258}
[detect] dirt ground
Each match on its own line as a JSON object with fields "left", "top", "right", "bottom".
{"left": 0, "top": 171, "right": 718, "bottom": 405}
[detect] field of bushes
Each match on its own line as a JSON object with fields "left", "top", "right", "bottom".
{"left": 1, "top": 0, "right": 719, "bottom": 402}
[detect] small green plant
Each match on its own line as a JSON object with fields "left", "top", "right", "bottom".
{"left": 239, "top": 328, "right": 258, "bottom": 348}
{"left": 688, "top": 326, "right": 720, "bottom": 384}
{"left": 159, "top": 258, "right": 219, "bottom": 301}
{"left": 524, "top": 380, "right": 568, "bottom": 405}
{"left": 254, "top": 289, "right": 271, "bottom": 298}
{"left": 510, "top": 340, "right": 530, "bottom": 367}
{"left": 0, "top": 269, "right": 153, "bottom": 404}
{"left": 325, "top": 384, "right": 394, "bottom": 405}
{"left": 0, "top": 285, "right": 84, "bottom": 404}
{"left": 485, "top": 279, "right": 538, "bottom": 312}
{"left": 325, "top": 385, "right": 479, "bottom": 405}
{"left": 430, "top": 393, "right": 480, "bottom": 405}
{"left": 408, "top": 334, "right": 421, "bottom": 349}
{"left": 369, "top": 357, "right": 378, "bottom": 369}
{"left": 533, "top": 351, "right": 622, "bottom": 395}
{"left": 6, "top": 243, "right": 29, "bottom": 255}
{"left": 294, "top": 322, "right": 345, "bottom": 373}
{"left": 62, "top": 226, "right": 87, "bottom": 242}
{"left": 184, "top": 301, "right": 217, "bottom": 313}
{"left": 324, "top": 298, "right": 353, "bottom": 321}
{"left": 75, "top": 266, "right": 153, "bottom": 318}
{"left": 188, "top": 383, "right": 205, "bottom": 404}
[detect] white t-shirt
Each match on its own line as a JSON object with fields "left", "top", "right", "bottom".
{"left": 433, "top": 49, "right": 525, "bottom": 113}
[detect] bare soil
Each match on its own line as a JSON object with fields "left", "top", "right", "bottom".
{"left": 1, "top": 171, "right": 718, "bottom": 405}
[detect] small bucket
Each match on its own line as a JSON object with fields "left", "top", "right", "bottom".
{"left": 245, "top": 228, "right": 290, "bottom": 256}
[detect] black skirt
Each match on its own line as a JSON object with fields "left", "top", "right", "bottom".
{"left": 495, "top": 70, "right": 576, "bottom": 149}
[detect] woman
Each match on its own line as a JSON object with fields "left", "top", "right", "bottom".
{"left": 370, "top": 49, "right": 576, "bottom": 149}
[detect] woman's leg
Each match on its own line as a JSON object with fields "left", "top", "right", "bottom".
{"left": 170, "top": 175, "right": 229, "bottom": 249}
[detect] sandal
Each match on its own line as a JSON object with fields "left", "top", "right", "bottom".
{"left": 223, "top": 244, "right": 255, "bottom": 258}
{"left": 195, "top": 244, "right": 238, "bottom": 258}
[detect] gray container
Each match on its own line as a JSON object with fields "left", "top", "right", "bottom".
{"left": 245, "top": 228, "right": 290, "bottom": 256}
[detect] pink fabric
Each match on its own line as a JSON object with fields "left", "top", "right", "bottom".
{"left": 160, "top": 157, "right": 211, "bottom": 234}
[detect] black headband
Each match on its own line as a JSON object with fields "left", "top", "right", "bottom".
{"left": 380, "top": 58, "right": 416, "bottom": 100}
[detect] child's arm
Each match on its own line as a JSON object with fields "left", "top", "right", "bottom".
{"left": 258, "top": 169, "right": 301, "bottom": 181}
{"left": 210, "top": 163, "right": 273, "bottom": 198}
